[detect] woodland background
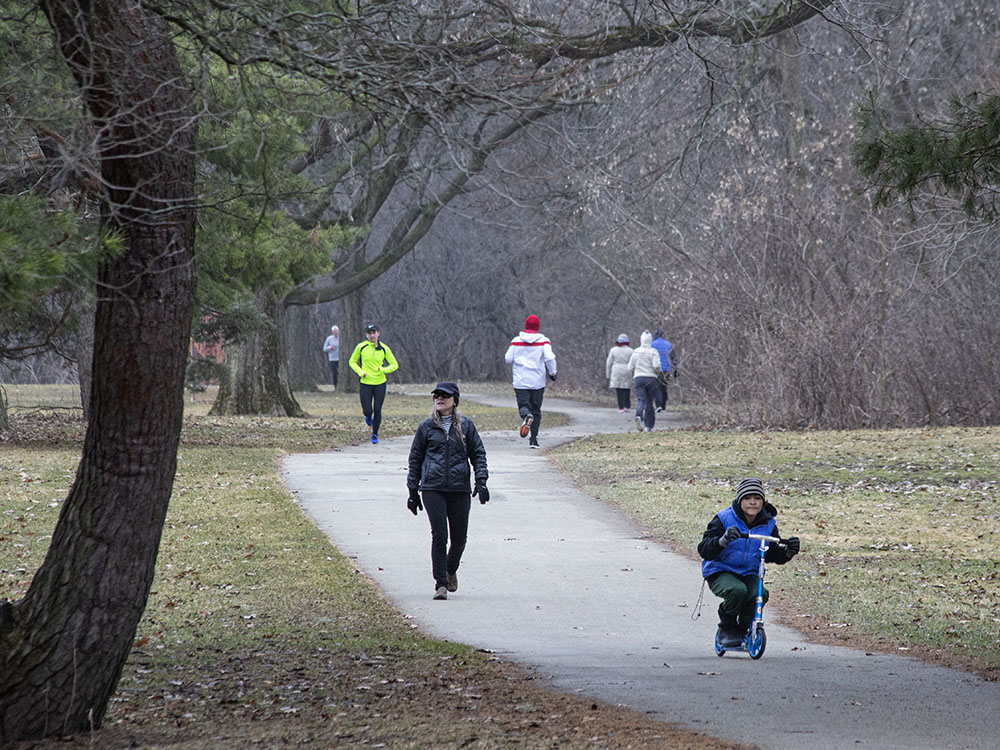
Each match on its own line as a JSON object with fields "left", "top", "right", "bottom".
{"left": 4, "top": 1, "right": 999, "bottom": 430}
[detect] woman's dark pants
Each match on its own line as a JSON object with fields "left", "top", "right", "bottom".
{"left": 615, "top": 387, "right": 631, "bottom": 410}
{"left": 422, "top": 490, "right": 471, "bottom": 591}
{"left": 633, "top": 376, "right": 659, "bottom": 430}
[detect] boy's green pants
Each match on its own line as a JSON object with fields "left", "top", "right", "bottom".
{"left": 708, "top": 572, "right": 768, "bottom": 630}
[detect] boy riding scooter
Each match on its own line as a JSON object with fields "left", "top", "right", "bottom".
{"left": 698, "top": 478, "right": 800, "bottom": 647}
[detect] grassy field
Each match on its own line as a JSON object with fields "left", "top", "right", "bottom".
{"left": 4, "top": 383, "right": 717, "bottom": 750}
{"left": 2, "top": 383, "right": 998, "bottom": 748}
{"left": 548, "top": 427, "right": 1000, "bottom": 676}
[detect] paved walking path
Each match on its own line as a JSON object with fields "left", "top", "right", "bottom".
{"left": 283, "top": 394, "right": 1000, "bottom": 750}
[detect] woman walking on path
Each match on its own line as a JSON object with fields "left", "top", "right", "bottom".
{"left": 348, "top": 323, "right": 399, "bottom": 444}
{"left": 605, "top": 333, "right": 634, "bottom": 412}
{"left": 406, "top": 382, "right": 490, "bottom": 600}
{"left": 628, "top": 330, "right": 661, "bottom": 432}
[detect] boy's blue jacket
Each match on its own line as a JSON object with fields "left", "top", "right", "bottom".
{"left": 699, "top": 500, "right": 793, "bottom": 579}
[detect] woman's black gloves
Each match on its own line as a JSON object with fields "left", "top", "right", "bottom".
{"left": 407, "top": 488, "right": 422, "bottom": 515}
{"left": 473, "top": 481, "right": 490, "bottom": 504}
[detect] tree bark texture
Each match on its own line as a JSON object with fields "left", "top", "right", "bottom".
{"left": 0, "top": 1, "right": 196, "bottom": 742}
{"left": 76, "top": 292, "right": 96, "bottom": 420}
{"left": 209, "top": 292, "right": 305, "bottom": 416}
{"left": 0, "top": 388, "right": 9, "bottom": 432}
{"left": 337, "top": 288, "right": 366, "bottom": 395}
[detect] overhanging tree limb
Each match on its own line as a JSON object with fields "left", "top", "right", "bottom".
{"left": 285, "top": 100, "right": 561, "bottom": 306}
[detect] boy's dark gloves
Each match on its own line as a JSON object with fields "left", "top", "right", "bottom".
{"left": 473, "top": 481, "right": 490, "bottom": 504}
{"left": 784, "top": 536, "right": 800, "bottom": 557}
{"left": 407, "top": 488, "right": 422, "bottom": 515}
{"left": 548, "top": 373, "right": 556, "bottom": 381}
{"left": 719, "top": 526, "right": 742, "bottom": 548}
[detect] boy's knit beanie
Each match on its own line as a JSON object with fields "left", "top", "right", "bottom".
{"left": 524, "top": 315, "right": 540, "bottom": 332}
{"left": 735, "top": 477, "right": 766, "bottom": 503}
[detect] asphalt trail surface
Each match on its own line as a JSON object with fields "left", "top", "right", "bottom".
{"left": 283, "top": 393, "right": 1000, "bottom": 750}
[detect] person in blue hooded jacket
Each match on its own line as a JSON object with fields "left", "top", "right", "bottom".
{"left": 698, "top": 477, "right": 800, "bottom": 646}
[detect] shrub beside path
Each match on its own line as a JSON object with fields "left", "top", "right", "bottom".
{"left": 283, "top": 393, "right": 1000, "bottom": 750}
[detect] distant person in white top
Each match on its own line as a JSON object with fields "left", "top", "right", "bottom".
{"left": 605, "top": 333, "right": 634, "bottom": 412}
{"left": 323, "top": 325, "right": 340, "bottom": 390}
{"left": 628, "top": 330, "right": 661, "bottom": 432}
{"left": 504, "top": 314, "right": 557, "bottom": 449}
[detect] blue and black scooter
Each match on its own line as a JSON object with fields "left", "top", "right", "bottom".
{"left": 714, "top": 532, "right": 783, "bottom": 660}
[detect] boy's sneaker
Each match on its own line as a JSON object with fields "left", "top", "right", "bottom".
{"left": 447, "top": 572, "right": 458, "bottom": 592}
{"left": 529, "top": 437, "right": 539, "bottom": 449}
{"left": 519, "top": 415, "right": 533, "bottom": 438}
{"left": 635, "top": 416, "right": 643, "bottom": 432}
{"left": 433, "top": 586, "right": 448, "bottom": 600}
{"left": 371, "top": 434, "right": 378, "bottom": 444}
{"left": 365, "top": 415, "right": 372, "bottom": 427}
{"left": 718, "top": 629, "right": 743, "bottom": 647}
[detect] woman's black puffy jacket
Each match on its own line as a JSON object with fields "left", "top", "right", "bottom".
{"left": 407, "top": 416, "right": 488, "bottom": 493}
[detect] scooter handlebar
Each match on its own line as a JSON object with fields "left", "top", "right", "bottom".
{"left": 741, "top": 532, "right": 783, "bottom": 544}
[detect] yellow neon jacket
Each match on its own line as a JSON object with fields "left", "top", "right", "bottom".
{"left": 348, "top": 340, "right": 399, "bottom": 385}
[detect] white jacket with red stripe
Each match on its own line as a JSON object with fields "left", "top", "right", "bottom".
{"left": 504, "top": 331, "right": 557, "bottom": 390}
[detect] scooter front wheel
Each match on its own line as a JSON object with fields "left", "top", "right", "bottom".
{"left": 714, "top": 628, "right": 726, "bottom": 657}
{"left": 747, "top": 626, "right": 766, "bottom": 659}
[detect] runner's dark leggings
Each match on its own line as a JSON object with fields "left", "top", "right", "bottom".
{"left": 514, "top": 387, "right": 544, "bottom": 439}
{"left": 422, "top": 490, "right": 471, "bottom": 591}
{"left": 359, "top": 382, "right": 386, "bottom": 434}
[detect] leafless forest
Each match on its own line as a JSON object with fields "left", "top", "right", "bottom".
{"left": 6, "top": 1, "right": 1000, "bottom": 429}
{"left": 275, "top": 2, "right": 999, "bottom": 428}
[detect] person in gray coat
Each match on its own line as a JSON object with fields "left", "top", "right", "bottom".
{"left": 605, "top": 333, "right": 634, "bottom": 411}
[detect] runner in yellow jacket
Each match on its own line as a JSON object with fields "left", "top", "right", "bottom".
{"left": 348, "top": 324, "right": 399, "bottom": 444}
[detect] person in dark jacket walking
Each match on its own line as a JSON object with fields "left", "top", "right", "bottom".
{"left": 407, "top": 381, "right": 489, "bottom": 600}
{"left": 697, "top": 477, "right": 800, "bottom": 646}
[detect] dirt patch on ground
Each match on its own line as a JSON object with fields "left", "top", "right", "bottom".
{"left": 11, "top": 646, "right": 751, "bottom": 750}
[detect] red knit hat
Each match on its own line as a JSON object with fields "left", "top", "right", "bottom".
{"left": 524, "top": 314, "right": 540, "bottom": 332}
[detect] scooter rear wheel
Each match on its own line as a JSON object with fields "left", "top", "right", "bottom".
{"left": 748, "top": 626, "right": 766, "bottom": 659}
{"left": 714, "top": 628, "right": 726, "bottom": 657}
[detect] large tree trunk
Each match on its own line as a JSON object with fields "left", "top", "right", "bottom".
{"left": 285, "top": 304, "right": 323, "bottom": 389}
{"left": 0, "top": 1, "right": 196, "bottom": 742}
{"left": 337, "top": 287, "right": 366, "bottom": 395}
{"left": 210, "top": 292, "right": 305, "bottom": 416}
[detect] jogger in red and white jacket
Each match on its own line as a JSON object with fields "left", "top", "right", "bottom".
{"left": 504, "top": 314, "right": 557, "bottom": 448}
